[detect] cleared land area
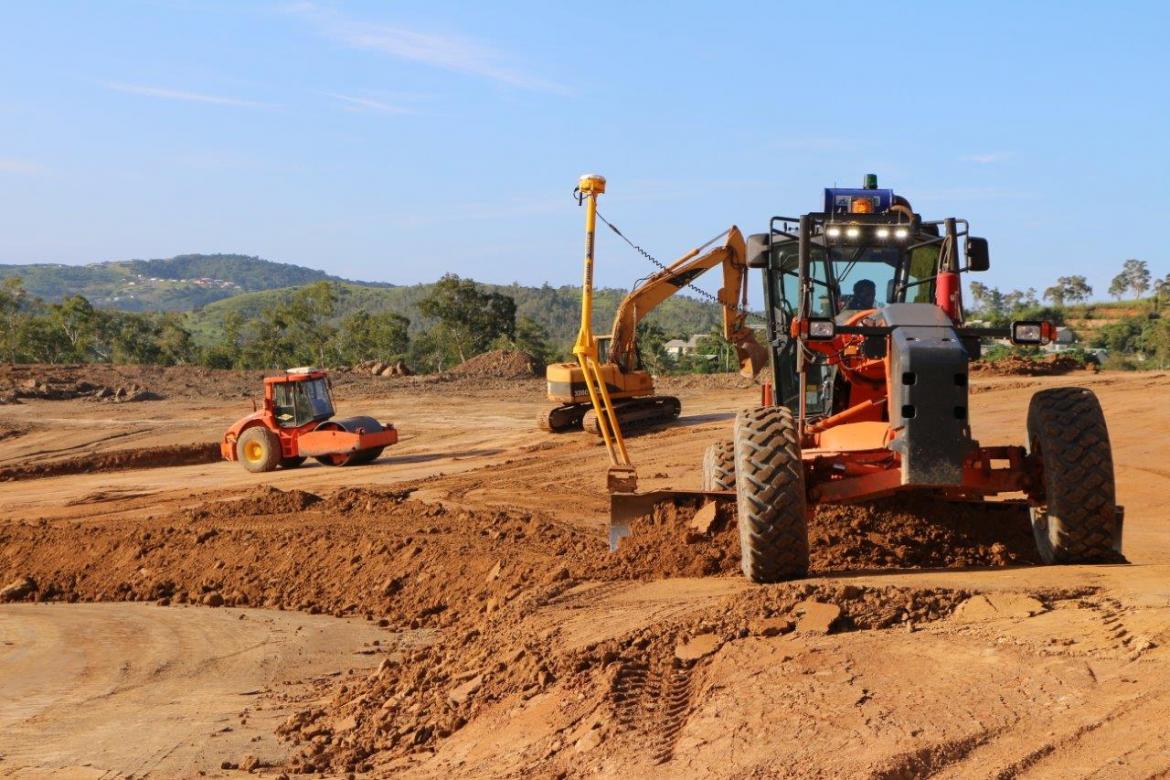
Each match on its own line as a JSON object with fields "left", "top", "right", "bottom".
{"left": 1, "top": 365, "right": 1168, "bottom": 778}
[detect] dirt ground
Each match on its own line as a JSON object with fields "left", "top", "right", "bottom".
{"left": 1, "top": 366, "right": 1168, "bottom": 778}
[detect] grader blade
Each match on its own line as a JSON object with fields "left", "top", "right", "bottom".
{"left": 608, "top": 488, "right": 731, "bottom": 551}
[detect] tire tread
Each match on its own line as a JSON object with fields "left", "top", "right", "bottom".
{"left": 734, "top": 406, "right": 809, "bottom": 582}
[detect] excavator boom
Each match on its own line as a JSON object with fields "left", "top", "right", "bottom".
{"left": 540, "top": 192, "right": 767, "bottom": 437}
{"left": 607, "top": 227, "right": 768, "bottom": 378}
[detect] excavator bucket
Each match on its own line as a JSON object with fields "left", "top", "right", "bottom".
{"left": 728, "top": 325, "right": 770, "bottom": 380}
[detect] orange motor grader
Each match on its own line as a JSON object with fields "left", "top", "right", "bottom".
{"left": 611, "top": 176, "right": 1124, "bottom": 581}
{"left": 221, "top": 368, "right": 397, "bottom": 473}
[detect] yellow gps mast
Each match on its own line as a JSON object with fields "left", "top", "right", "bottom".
{"left": 573, "top": 174, "right": 636, "bottom": 492}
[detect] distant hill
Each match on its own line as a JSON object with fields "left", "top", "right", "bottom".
{"left": 187, "top": 281, "right": 729, "bottom": 351}
{"left": 0, "top": 253, "right": 390, "bottom": 312}
{"left": 1, "top": 252, "right": 736, "bottom": 350}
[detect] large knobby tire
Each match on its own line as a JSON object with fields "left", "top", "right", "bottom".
{"left": 1026, "top": 387, "right": 1121, "bottom": 563}
{"left": 237, "top": 427, "right": 282, "bottom": 473}
{"left": 701, "top": 439, "right": 736, "bottom": 492}
{"left": 734, "top": 406, "right": 809, "bottom": 582}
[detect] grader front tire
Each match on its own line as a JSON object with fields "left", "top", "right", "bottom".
{"left": 1026, "top": 387, "right": 1121, "bottom": 563}
{"left": 734, "top": 406, "right": 809, "bottom": 583}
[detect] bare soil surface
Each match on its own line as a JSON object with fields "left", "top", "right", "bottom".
{"left": 1, "top": 368, "right": 1168, "bottom": 778}
{"left": 0, "top": 603, "right": 388, "bottom": 778}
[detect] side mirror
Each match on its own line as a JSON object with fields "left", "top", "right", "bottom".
{"left": 966, "top": 237, "right": 990, "bottom": 272}
{"left": 886, "top": 279, "right": 898, "bottom": 303}
{"left": 746, "top": 233, "right": 770, "bottom": 269}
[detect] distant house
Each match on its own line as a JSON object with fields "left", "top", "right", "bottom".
{"left": 1042, "top": 326, "right": 1078, "bottom": 353}
{"left": 664, "top": 334, "right": 713, "bottom": 358}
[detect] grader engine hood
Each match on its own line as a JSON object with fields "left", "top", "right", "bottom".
{"left": 880, "top": 303, "right": 975, "bottom": 486}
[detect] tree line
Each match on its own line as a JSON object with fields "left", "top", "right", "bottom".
{"left": 965, "top": 257, "right": 1170, "bottom": 369}
{"left": 0, "top": 274, "right": 557, "bottom": 371}
{"left": 5, "top": 256, "right": 1165, "bottom": 371}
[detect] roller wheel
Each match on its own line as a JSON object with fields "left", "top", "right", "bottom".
{"left": 279, "top": 456, "right": 306, "bottom": 469}
{"left": 734, "top": 406, "right": 809, "bottom": 582}
{"left": 237, "top": 427, "right": 282, "bottom": 473}
{"left": 1026, "top": 387, "right": 1121, "bottom": 563}
{"left": 314, "top": 417, "right": 385, "bottom": 467}
{"left": 350, "top": 446, "right": 385, "bottom": 465}
{"left": 701, "top": 439, "right": 735, "bottom": 492}
{"left": 315, "top": 453, "right": 354, "bottom": 467}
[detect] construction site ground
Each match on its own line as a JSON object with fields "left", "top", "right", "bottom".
{"left": 1, "top": 366, "right": 1168, "bottom": 778}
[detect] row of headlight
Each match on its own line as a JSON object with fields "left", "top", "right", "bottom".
{"left": 825, "top": 225, "right": 911, "bottom": 241}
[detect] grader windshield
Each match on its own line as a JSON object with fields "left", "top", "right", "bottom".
{"left": 758, "top": 214, "right": 954, "bottom": 416}
{"left": 766, "top": 239, "right": 940, "bottom": 320}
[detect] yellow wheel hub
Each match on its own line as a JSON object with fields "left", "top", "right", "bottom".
{"left": 244, "top": 440, "right": 265, "bottom": 462}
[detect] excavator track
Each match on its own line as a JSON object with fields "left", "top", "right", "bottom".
{"left": 582, "top": 396, "right": 681, "bottom": 436}
{"left": 539, "top": 403, "right": 591, "bottom": 433}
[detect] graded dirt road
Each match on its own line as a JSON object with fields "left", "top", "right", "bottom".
{"left": 0, "top": 603, "right": 387, "bottom": 778}
{"left": 1, "top": 367, "right": 1168, "bottom": 778}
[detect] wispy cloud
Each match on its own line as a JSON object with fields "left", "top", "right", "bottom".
{"left": 101, "top": 81, "right": 273, "bottom": 108}
{"left": 285, "top": 2, "right": 568, "bottom": 93}
{"left": 326, "top": 92, "right": 414, "bottom": 114}
{"left": 0, "top": 157, "right": 45, "bottom": 175}
{"left": 961, "top": 151, "right": 1011, "bottom": 164}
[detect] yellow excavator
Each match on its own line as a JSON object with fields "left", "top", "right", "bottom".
{"left": 539, "top": 199, "right": 769, "bottom": 435}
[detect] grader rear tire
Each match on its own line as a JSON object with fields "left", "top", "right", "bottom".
{"left": 734, "top": 406, "right": 809, "bottom": 583}
{"left": 237, "top": 427, "right": 281, "bottom": 474}
{"left": 701, "top": 440, "right": 736, "bottom": 492}
{"left": 1026, "top": 387, "right": 1121, "bottom": 563}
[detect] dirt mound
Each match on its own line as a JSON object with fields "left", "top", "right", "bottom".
{"left": 0, "top": 422, "right": 32, "bottom": 442}
{"left": 971, "top": 353, "right": 1086, "bottom": 376}
{"left": 5, "top": 376, "right": 162, "bottom": 403}
{"left": 0, "top": 442, "right": 220, "bottom": 482}
{"left": 595, "top": 495, "right": 1041, "bottom": 581}
{"left": 0, "top": 480, "right": 1092, "bottom": 775}
{"left": 811, "top": 496, "right": 1042, "bottom": 570}
{"left": 449, "top": 349, "right": 538, "bottom": 379}
{"left": 604, "top": 499, "right": 741, "bottom": 578}
{"left": 657, "top": 372, "right": 760, "bottom": 392}
{"left": 186, "top": 485, "right": 324, "bottom": 518}
{"left": 0, "top": 486, "right": 602, "bottom": 618}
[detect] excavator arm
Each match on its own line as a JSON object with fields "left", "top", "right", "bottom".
{"left": 607, "top": 226, "right": 769, "bottom": 378}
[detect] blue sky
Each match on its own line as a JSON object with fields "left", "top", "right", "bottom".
{"left": 0, "top": 0, "right": 1166, "bottom": 300}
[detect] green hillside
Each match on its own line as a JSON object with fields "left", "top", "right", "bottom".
{"left": 0, "top": 254, "right": 384, "bottom": 312}
{"left": 188, "top": 280, "right": 728, "bottom": 352}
